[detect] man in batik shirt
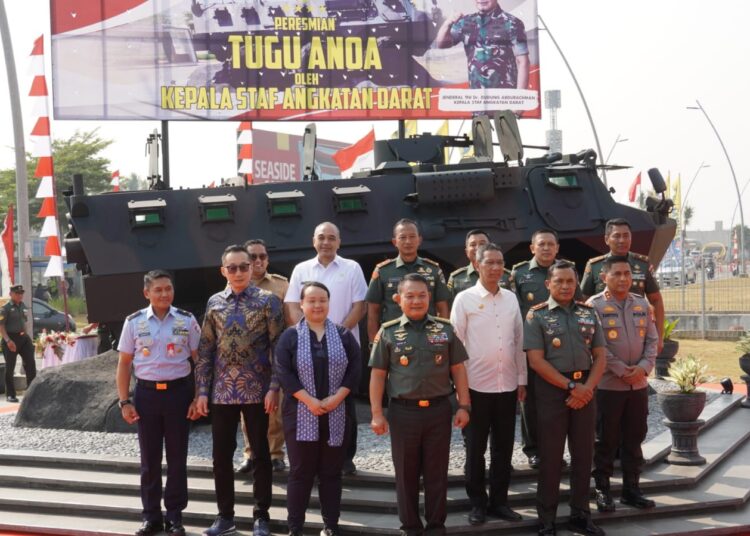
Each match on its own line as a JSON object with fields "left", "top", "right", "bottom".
{"left": 435, "top": 0, "right": 530, "bottom": 90}
{"left": 195, "top": 244, "right": 285, "bottom": 536}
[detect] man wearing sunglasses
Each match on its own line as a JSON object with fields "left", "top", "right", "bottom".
{"left": 235, "top": 239, "right": 290, "bottom": 475}
{"left": 195, "top": 245, "right": 285, "bottom": 536}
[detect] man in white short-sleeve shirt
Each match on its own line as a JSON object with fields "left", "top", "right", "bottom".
{"left": 450, "top": 243, "right": 526, "bottom": 526}
{"left": 284, "top": 221, "right": 367, "bottom": 475}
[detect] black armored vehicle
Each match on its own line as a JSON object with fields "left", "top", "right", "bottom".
{"left": 63, "top": 113, "right": 676, "bottom": 343}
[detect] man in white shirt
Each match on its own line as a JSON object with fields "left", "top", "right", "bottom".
{"left": 284, "top": 221, "right": 368, "bottom": 474}
{"left": 450, "top": 243, "right": 526, "bottom": 526}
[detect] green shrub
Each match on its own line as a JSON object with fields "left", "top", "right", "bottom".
{"left": 49, "top": 296, "right": 87, "bottom": 317}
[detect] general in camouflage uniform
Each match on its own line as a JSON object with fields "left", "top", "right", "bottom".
{"left": 436, "top": 0, "right": 530, "bottom": 89}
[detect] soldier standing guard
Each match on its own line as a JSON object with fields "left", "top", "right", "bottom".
{"left": 447, "top": 229, "right": 511, "bottom": 302}
{"left": 0, "top": 285, "right": 36, "bottom": 403}
{"left": 366, "top": 218, "right": 451, "bottom": 343}
{"left": 116, "top": 270, "right": 201, "bottom": 536}
{"left": 580, "top": 218, "right": 665, "bottom": 349}
{"left": 524, "top": 260, "right": 607, "bottom": 536}
{"left": 370, "top": 273, "right": 471, "bottom": 536}
{"left": 587, "top": 256, "right": 657, "bottom": 513}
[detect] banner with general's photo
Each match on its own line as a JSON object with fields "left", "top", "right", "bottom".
{"left": 50, "top": 0, "right": 540, "bottom": 120}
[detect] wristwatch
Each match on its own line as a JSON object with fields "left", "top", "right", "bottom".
{"left": 118, "top": 399, "right": 132, "bottom": 408}
{"left": 567, "top": 381, "right": 576, "bottom": 391}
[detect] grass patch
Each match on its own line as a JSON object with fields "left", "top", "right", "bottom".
{"left": 661, "top": 277, "right": 750, "bottom": 312}
{"left": 49, "top": 296, "right": 87, "bottom": 317}
{"left": 671, "top": 338, "right": 745, "bottom": 383}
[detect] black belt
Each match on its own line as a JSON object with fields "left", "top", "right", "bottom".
{"left": 562, "top": 370, "right": 590, "bottom": 381}
{"left": 390, "top": 395, "right": 448, "bottom": 408}
{"left": 136, "top": 375, "right": 191, "bottom": 391}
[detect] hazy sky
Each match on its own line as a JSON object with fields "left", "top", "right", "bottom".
{"left": 0, "top": 0, "right": 748, "bottom": 231}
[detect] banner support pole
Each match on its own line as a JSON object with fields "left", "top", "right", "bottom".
{"left": 161, "top": 120, "right": 170, "bottom": 189}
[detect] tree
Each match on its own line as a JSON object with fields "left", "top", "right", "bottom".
{"left": 0, "top": 129, "right": 112, "bottom": 230}
{"left": 683, "top": 205, "right": 694, "bottom": 229}
{"left": 120, "top": 172, "right": 148, "bottom": 191}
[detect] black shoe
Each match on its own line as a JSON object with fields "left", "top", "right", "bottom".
{"left": 621, "top": 488, "right": 655, "bottom": 509}
{"left": 320, "top": 527, "right": 342, "bottom": 536}
{"left": 537, "top": 522, "right": 556, "bottom": 535}
{"left": 6, "top": 396, "right": 18, "bottom": 403}
{"left": 253, "top": 518, "right": 271, "bottom": 536}
{"left": 595, "top": 488, "right": 616, "bottom": 512}
{"left": 289, "top": 532, "right": 304, "bottom": 536}
{"left": 135, "top": 520, "right": 164, "bottom": 536}
{"left": 272, "top": 458, "right": 286, "bottom": 472}
{"left": 342, "top": 459, "right": 357, "bottom": 475}
{"left": 528, "top": 455, "right": 540, "bottom": 469}
{"left": 468, "top": 506, "right": 486, "bottom": 525}
{"left": 166, "top": 521, "right": 186, "bottom": 536}
{"left": 487, "top": 504, "right": 522, "bottom": 522}
{"left": 236, "top": 458, "right": 253, "bottom": 474}
{"left": 567, "top": 515, "right": 605, "bottom": 536}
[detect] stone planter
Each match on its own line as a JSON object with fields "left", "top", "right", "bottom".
{"left": 655, "top": 339, "right": 680, "bottom": 378}
{"left": 657, "top": 390, "right": 707, "bottom": 465}
{"left": 740, "top": 354, "right": 750, "bottom": 408}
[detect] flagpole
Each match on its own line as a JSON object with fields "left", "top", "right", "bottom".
{"left": 0, "top": 1, "right": 32, "bottom": 310}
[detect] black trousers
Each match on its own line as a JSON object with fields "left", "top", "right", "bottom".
{"left": 2, "top": 334, "right": 35, "bottom": 398}
{"left": 535, "top": 376, "right": 596, "bottom": 525}
{"left": 211, "top": 403, "right": 271, "bottom": 520}
{"left": 593, "top": 388, "right": 649, "bottom": 487}
{"left": 389, "top": 398, "right": 451, "bottom": 536}
{"left": 344, "top": 399, "right": 358, "bottom": 463}
{"left": 520, "top": 362, "right": 538, "bottom": 458}
{"left": 464, "top": 389, "right": 517, "bottom": 509}
{"left": 134, "top": 380, "right": 192, "bottom": 524}
{"left": 284, "top": 412, "right": 349, "bottom": 532}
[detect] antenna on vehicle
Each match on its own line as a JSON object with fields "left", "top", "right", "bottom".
{"left": 302, "top": 123, "right": 318, "bottom": 181}
{"left": 145, "top": 129, "right": 166, "bottom": 190}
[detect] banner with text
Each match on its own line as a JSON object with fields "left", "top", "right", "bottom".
{"left": 50, "top": 0, "right": 540, "bottom": 120}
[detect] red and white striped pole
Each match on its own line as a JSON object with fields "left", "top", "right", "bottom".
{"left": 237, "top": 121, "right": 253, "bottom": 185}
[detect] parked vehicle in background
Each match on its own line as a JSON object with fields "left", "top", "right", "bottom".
{"left": 657, "top": 258, "right": 697, "bottom": 287}
{"left": 32, "top": 298, "right": 76, "bottom": 337}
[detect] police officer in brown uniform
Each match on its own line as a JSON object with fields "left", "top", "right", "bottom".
{"left": 524, "top": 261, "right": 607, "bottom": 536}
{"left": 587, "top": 256, "right": 657, "bottom": 513}
{"left": 370, "top": 273, "right": 471, "bottom": 536}
{"left": 580, "top": 218, "right": 665, "bottom": 349}
{"left": 236, "top": 239, "right": 290, "bottom": 474}
{"left": 0, "top": 285, "right": 35, "bottom": 403}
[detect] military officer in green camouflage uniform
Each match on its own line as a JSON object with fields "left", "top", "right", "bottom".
{"left": 447, "top": 229, "right": 511, "bottom": 303}
{"left": 524, "top": 260, "right": 607, "bottom": 536}
{"left": 580, "top": 218, "right": 665, "bottom": 349}
{"left": 366, "top": 219, "right": 451, "bottom": 343}
{"left": 370, "top": 273, "right": 471, "bottom": 536}
{"left": 435, "top": 0, "right": 530, "bottom": 90}
{"left": 0, "top": 285, "right": 35, "bottom": 403}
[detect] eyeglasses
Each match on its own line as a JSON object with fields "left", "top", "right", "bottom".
{"left": 249, "top": 253, "right": 268, "bottom": 261}
{"left": 224, "top": 263, "right": 251, "bottom": 274}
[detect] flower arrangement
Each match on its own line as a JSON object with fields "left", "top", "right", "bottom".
{"left": 36, "top": 329, "right": 73, "bottom": 360}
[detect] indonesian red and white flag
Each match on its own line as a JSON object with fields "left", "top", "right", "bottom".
{"left": 628, "top": 172, "right": 642, "bottom": 203}
{"left": 111, "top": 170, "right": 120, "bottom": 192}
{"left": 0, "top": 205, "right": 15, "bottom": 292}
{"left": 332, "top": 128, "right": 375, "bottom": 178}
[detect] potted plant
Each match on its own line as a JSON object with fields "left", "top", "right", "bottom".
{"left": 657, "top": 354, "right": 711, "bottom": 465}
{"left": 655, "top": 318, "right": 680, "bottom": 378}
{"left": 737, "top": 334, "right": 750, "bottom": 376}
{"left": 658, "top": 354, "right": 710, "bottom": 422}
